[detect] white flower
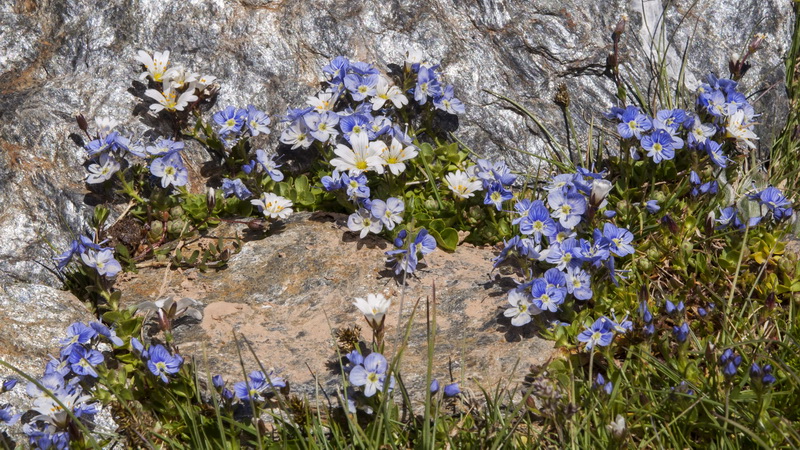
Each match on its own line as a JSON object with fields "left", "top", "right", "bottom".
{"left": 330, "top": 133, "right": 385, "bottom": 175}
{"left": 86, "top": 153, "right": 120, "bottom": 184}
{"left": 163, "top": 65, "right": 199, "bottom": 90}
{"left": 371, "top": 76, "right": 408, "bottom": 110}
{"left": 95, "top": 117, "right": 118, "bottom": 137}
{"left": 144, "top": 86, "right": 198, "bottom": 112}
{"left": 195, "top": 74, "right": 217, "bottom": 90}
{"left": 135, "top": 50, "right": 170, "bottom": 82}
{"left": 279, "top": 122, "right": 313, "bottom": 149}
{"left": 32, "top": 388, "right": 93, "bottom": 429}
{"left": 725, "top": 110, "right": 758, "bottom": 149}
{"left": 353, "top": 293, "right": 391, "bottom": 328}
{"left": 251, "top": 193, "right": 293, "bottom": 219}
{"left": 444, "top": 169, "right": 483, "bottom": 199}
{"left": 307, "top": 90, "right": 336, "bottom": 112}
{"left": 380, "top": 138, "right": 417, "bottom": 175}
{"left": 347, "top": 208, "right": 383, "bottom": 239}
{"left": 503, "top": 288, "right": 541, "bottom": 327}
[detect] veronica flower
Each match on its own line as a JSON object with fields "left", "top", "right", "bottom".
{"left": 321, "top": 169, "right": 344, "bottom": 191}
{"left": 371, "top": 197, "right": 404, "bottom": 230}
{"left": 221, "top": 178, "right": 252, "bottom": 200}
{"left": 565, "top": 266, "right": 592, "bottom": 300}
{"left": 345, "top": 73, "right": 378, "bottom": 101}
{"left": 252, "top": 149, "right": 284, "bottom": 181}
{"left": 484, "top": 182, "right": 513, "bottom": 211}
{"left": 146, "top": 138, "right": 184, "bottom": 157}
{"left": 645, "top": 199, "right": 661, "bottom": 213}
{"left": 213, "top": 106, "right": 246, "bottom": 136}
{"left": 0, "top": 405, "right": 19, "bottom": 426}
{"left": 279, "top": 120, "right": 313, "bottom": 149}
{"left": 81, "top": 248, "right": 122, "bottom": 277}
{"left": 353, "top": 293, "right": 391, "bottom": 329}
{"left": 339, "top": 114, "right": 371, "bottom": 142}
{"left": 323, "top": 56, "right": 349, "bottom": 82}
{"left": 617, "top": 106, "right": 652, "bottom": 139}
{"left": 687, "top": 117, "right": 717, "bottom": 148}
{"left": 371, "top": 76, "right": 408, "bottom": 110}
{"left": 726, "top": 110, "right": 758, "bottom": 149}
{"left": 331, "top": 133, "right": 385, "bottom": 175}
{"left": 348, "top": 208, "right": 383, "bottom": 238}
{"left": 68, "top": 346, "right": 104, "bottom": 378}
{"left": 305, "top": 111, "right": 339, "bottom": 142}
{"left": 577, "top": 317, "right": 615, "bottom": 350}
{"left": 445, "top": 169, "right": 483, "bottom": 199}
{"left": 504, "top": 288, "right": 540, "bottom": 326}
{"left": 601, "top": 223, "right": 634, "bottom": 257}
{"left": 245, "top": 105, "right": 271, "bottom": 136}
{"left": 251, "top": 193, "right": 293, "bottom": 219}
{"left": 85, "top": 131, "right": 130, "bottom": 156}
{"left": 519, "top": 201, "right": 557, "bottom": 242}
{"left": 150, "top": 152, "right": 188, "bottom": 188}
{"left": 530, "top": 278, "right": 565, "bottom": 313}
{"left": 546, "top": 239, "right": 579, "bottom": 271}
{"left": 705, "top": 90, "right": 728, "bottom": 117}
{"left": 145, "top": 86, "right": 198, "bottom": 113}
{"left": 443, "top": 382, "right": 461, "bottom": 397}
{"left": 368, "top": 115, "right": 392, "bottom": 140}
{"left": 147, "top": 344, "right": 183, "bottom": 383}
{"left": 342, "top": 172, "right": 370, "bottom": 200}
{"left": 90, "top": 321, "right": 124, "bottom": 346}
{"left": 349, "top": 353, "right": 389, "bottom": 397}
{"left": 642, "top": 129, "right": 676, "bottom": 163}
{"left": 60, "top": 323, "right": 97, "bottom": 358}
{"left": 655, "top": 109, "right": 686, "bottom": 131}
{"left": 547, "top": 190, "right": 586, "bottom": 229}
{"left": 135, "top": 50, "right": 170, "bottom": 82}
{"left": 414, "top": 67, "right": 442, "bottom": 104}
{"left": 433, "top": 84, "right": 465, "bottom": 114}
{"left": 85, "top": 153, "right": 120, "bottom": 184}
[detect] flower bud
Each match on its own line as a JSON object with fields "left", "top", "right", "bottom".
{"left": 590, "top": 179, "right": 613, "bottom": 209}
{"left": 207, "top": 187, "right": 216, "bottom": 212}
{"left": 76, "top": 113, "right": 89, "bottom": 133}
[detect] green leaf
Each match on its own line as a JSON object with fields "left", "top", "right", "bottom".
{"left": 438, "top": 228, "right": 459, "bottom": 251}
{"left": 428, "top": 219, "right": 446, "bottom": 232}
{"left": 294, "top": 174, "right": 310, "bottom": 194}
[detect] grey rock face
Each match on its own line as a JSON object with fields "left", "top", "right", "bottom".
{"left": 0, "top": 0, "right": 793, "bottom": 287}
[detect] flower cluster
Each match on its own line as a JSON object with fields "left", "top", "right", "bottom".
{"left": 231, "top": 370, "right": 286, "bottom": 404}
{"left": 19, "top": 322, "right": 122, "bottom": 448}
{"left": 385, "top": 228, "right": 437, "bottom": 275}
{"left": 496, "top": 167, "right": 635, "bottom": 327}
{"left": 577, "top": 315, "right": 631, "bottom": 350}
{"left": 137, "top": 50, "right": 216, "bottom": 113}
{"left": 130, "top": 338, "right": 184, "bottom": 383}
{"left": 54, "top": 235, "right": 122, "bottom": 277}
{"left": 608, "top": 73, "right": 758, "bottom": 167}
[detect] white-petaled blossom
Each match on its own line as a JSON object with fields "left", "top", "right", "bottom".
{"left": 330, "top": 133, "right": 385, "bottom": 175}
{"left": 251, "top": 193, "right": 293, "bottom": 219}
{"left": 86, "top": 153, "right": 121, "bottom": 184}
{"left": 353, "top": 293, "right": 391, "bottom": 328}
{"left": 380, "top": 138, "right": 417, "bottom": 175}
{"left": 95, "top": 117, "right": 118, "bottom": 137}
{"left": 279, "top": 122, "right": 313, "bottom": 149}
{"left": 725, "top": 110, "right": 758, "bottom": 149}
{"left": 135, "top": 50, "right": 170, "bottom": 82}
{"left": 444, "top": 169, "right": 483, "bottom": 199}
{"left": 307, "top": 90, "right": 336, "bottom": 112}
{"left": 347, "top": 208, "right": 383, "bottom": 239}
{"left": 371, "top": 76, "right": 409, "bottom": 110}
{"left": 195, "top": 74, "right": 217, "bottom": 90}
{"left": 503, "top": 288, "right": 541, "bottom": 327}
{"left": 32, "top": 389, "right": 93, "bottom": 429}
{"left": 144, "top": 86, "right": 198, "bottom": 112}
{"left": 163, "top": 65, "right": 199, "bottom": 90}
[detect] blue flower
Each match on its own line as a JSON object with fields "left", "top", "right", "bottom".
{"left": 2, "top": 378, "right": 17, "bottom": 393}
{"left": 645, "top": 200, "right": 661, "bottom": 214}
{"left": 305, "top": 111, "right": 340, "bottom": 142}
{"left": 339, "top": 114, "right": 371, "bottom": 141}
{"left": 414, "top": 67, "right": 442, "bottom": 105}
{"left": 750, "top": 363, "right": 776, "bottom": 386}
{"left": 577, "top": 317, "right": 615, "bottom": 350}
{"left": 672, "top": 322, "right": 690, "bottom": 343}
{"left": 565, "top": 267, "right": 592, "bottom": 300}
{"left": 530, "top": 278, "right": 565, "bottom": 313}
{"left": 547, "top": 190, "right": 586, "bottom": 229}
{"left": 146, "top": 138, "right": 184, "bottom": 157}
{"left": 719, "top": 349, "right": 742, "bottom": 378}
{"left": 0, "top": 405, "right": 19, "bottom": 426}
{"left": 703, "top": 140, "right": 729, "bottom": 168}
{"left": 342, "top": 172, "right": 370, "bottom": 200}
{"left": 601, "top": 223, "right": 634, "bottom": 257}
{"left": 150, "top": 152, "right": 188, "bottom": 188}
{"left": 321, "top": 169, "right": 344, "bottom": 191}
{"left": 147, "top": 344, "right": 183, "bottom": 383}
{"left": 616, "top": 106, "right": 652, "bottom": 140}
{"left": 642, "top": 129, "right": 676, "bottom": 163}
{"left": 349, "top": 353, "right": 390, "bottom": 397}
{"left": 371, "top": 197, "right": 404, "bottom": 230}
{"left": 344, "top": 74, "right": 378, "bottom": 102}
{"left": 665, "top": 300, "right": 685, "bottom": 316}
{"left": 80, "top": 248, "right": 122, "bottom": 277}
{"left": 68, "top": 346, "right": 104, "bottom": 378}
{"left": 519, "top": 200, "right": 557, "bottom": 242}
{"left": 430, "top": 379, "right": 440, "bottom": 393}
{"left": 433, "top": 84, "right": 465, "bottom": 115}
{"left": 245, "top": 105, "right": 271, "bottom": 136}
{"left": 655, "top": 109, "right": 687, "bottom": 131}
{"left": 443, "top": 382, "right": 461, "bottom": 397}
{"left": 213, "top": 106, "right": 247, "bottom": 136}
{"left": 85, "top": 131, "right": 130, "bottom": 156}
{"left": 323, "top": 56, "right": 350, "bottom": 82}
{"left": 90, "top": 321, "right": 124, "bottom": 346}
{"left": 545, "top": 238, "right": 579, "bottom": 271}
{"left": 60, "top": 323, "right": 97, "bottom": 358}
{"left": 221, "top": 178, "right": 253, "bottom": 200}
{"left": 595, "top": 374, "right": 613, "bottom": 395}
{"left": 484, "top": 182, "right": 513, "bottom": 211}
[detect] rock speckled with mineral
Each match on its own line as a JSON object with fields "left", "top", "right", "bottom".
{"left": 0, "top": 0, "right": 793, "bottom": 287}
